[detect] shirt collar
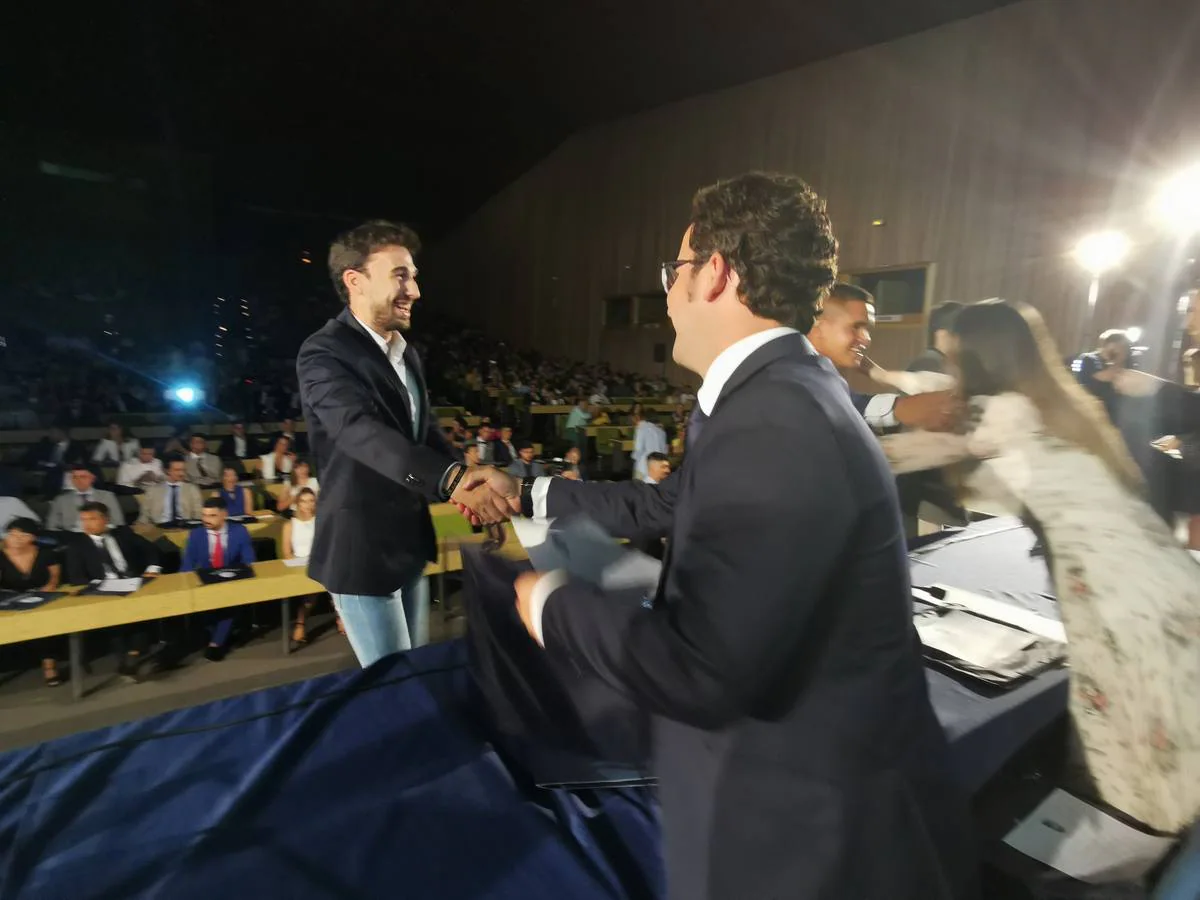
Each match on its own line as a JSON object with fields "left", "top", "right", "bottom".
{"left": 208, "top": 526, "right": 228, "bottom": 538}
{"left": 696, "top": 327, "right": 800, "bottom": 415}
{"left": 352, "top": 312, "right": 406, "bottom": 363}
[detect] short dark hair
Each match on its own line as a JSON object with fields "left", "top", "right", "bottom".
{"left": 328, "top": 219, "right": 422, "bottom": 305}
{"left": 647, "top": 451, "right": 670, "bottom": 464}
{"left": 688, "top": 172, "right": 838, "bottom": 332}
{"left": 828, "top": 283, "right": 873, "bottom": 305}
{"left": 203, "top": 496, "right": 228, "bottom": 511}
{"left": 927, "top": 301, "right": 964, "bottom": 347}
{"left": 515, "top": 439, "right": 534, "bottom": 452}
{"left": 190, "top": 432, "right": 207, "bottom": 442}
{"left": 164, "top": 454, "right": 186, "bottom": 468}
{"left": 79, "top": 500, "right": 111, "bottom": 518}
{"left": 6, "top": 517, "right": 41, "bottom": 537}
{"left": 294, "top": 487, "right": 317, "bottom": 502}
{"left": 69, "top": 462, "right": 91, "bottom": 472}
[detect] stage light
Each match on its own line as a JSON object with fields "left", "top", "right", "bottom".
{"left": 1154, "top": 163, "right": 1200, "bottom": 236}
{"left": 1071, "top": 230, "right": 1130, "bottom": 276}
{"left": 1126, "top": 326, "right": 1142, "bottom": 343}
{"left": 174, "top": 386, "right": 197, "bottom": 405}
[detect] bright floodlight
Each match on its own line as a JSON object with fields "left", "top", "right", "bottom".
{"left": 1126, "top": 326, "right": 1142, "bottom": 343}
{"left": 1154, "top": 163, "right": 1200, "bottom": 235}
{"left": 174, "top": 386, "right": 197, "bottom": 405}
{"left": 1072, "top": 230, "right": 1131, "bottom": 276}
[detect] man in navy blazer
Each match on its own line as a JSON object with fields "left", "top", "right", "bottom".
{"left": 463, "top": 174, "right": 975, "bottom": 899}
{"left": 181, "top": 496, "right": 256, "bottom": 660}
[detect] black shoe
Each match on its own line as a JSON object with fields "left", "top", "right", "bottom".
{"left": 203, "top": 645, "right": 226, "bottom": 662}
{"left": 116, "top": 655, "right": 143, "bottom": 683}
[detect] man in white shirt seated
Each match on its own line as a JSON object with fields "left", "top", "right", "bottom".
{"left": 644, "top": 451, "right": 671, "bottom": 485}
{"left": 117, "top": 445, "right": 165, "bottom": 488}
{"left": 138, "top": 458, "right": 205, "bottom": 524}
{"left": 632, "top": 411, "right": 669, "bottom": 480}
{"left": 45, "top": 463, "right": 125, "bottom": 532}
{"left": 185, "top": 434, "right": 223, "bottom": 487}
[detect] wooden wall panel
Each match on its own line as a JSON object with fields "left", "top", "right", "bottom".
{"left": 425, "top": 0, "right": 1200, "bottom": 381}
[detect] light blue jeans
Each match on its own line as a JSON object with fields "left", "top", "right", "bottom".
{"left": 331, "top": 572, "right": 430, "bottom": 668}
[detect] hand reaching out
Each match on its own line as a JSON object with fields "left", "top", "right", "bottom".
{"left": 894, "top": 390, "right": 964, "bottom": 432}
{"left": 450, "top": 466, "right": 521, "bottom": 525}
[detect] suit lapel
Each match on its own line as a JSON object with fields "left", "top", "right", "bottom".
{"left": 335, "top": 309, "right": 415, "bottom": 437}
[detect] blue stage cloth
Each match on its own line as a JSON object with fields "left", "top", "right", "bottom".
{"left": 0, "top": 642, "right": 663, "bottom": 900}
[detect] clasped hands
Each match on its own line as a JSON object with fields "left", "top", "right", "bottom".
{"left": 449, "top": 466, "right": 521, "bottom": 526}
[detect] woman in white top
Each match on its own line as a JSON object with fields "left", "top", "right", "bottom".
{"left": 92, "top": 423, "right": 140, "bottom": 464}
{"left": 275, "top": 459, "right": 320, "bottom": 513}
{"left": 282, "top": 488, "right": 340, "bottom": 643}
{"left": 259, "top": 436, "right": 295, "bottom": 481}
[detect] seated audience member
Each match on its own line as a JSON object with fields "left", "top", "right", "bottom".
{"left": 92, "top": 422, "right": 140, "bottom": 465}
{"left": 117, "top": 444, "right": 165, "bottom": 487}
{"left": 881, "top": 299, "right": 1200, "bottom": 834}
{"left": 259, "top": 436, "right": 295, "bottom": 482}
{"left": 185, "top": 434, "right": 222, "bottom": 486}
{"left": 632, "top": 410, "right": 668, "bottom": 481}
{"left": 1, "top": 518, "right": 63, "bottom": 686}
{"left": 160, "top": 429, "right": 190, "bottom": 458}
{"left": 643, "top": 451, "right": 671, "bottom": 485}
{"left": 217, "top": 466, "right": 253, "bottom": 517}
{"left": 283, "top": 488, "right": 341, "bottom": 643}
{"left": 274, "top": 417, "right": 307, "bottom": 454}
{"left": 493, "top": 425, "right": 516, "bottom": 466}
{"left": 139, "top": 457, "right": 205, "bottom": 524}
{"left": 46, "top": 463, "right": 125, "bottom": 532}
{"left": 0, "top": 494, "right": 39, "bottom": 531}
{"left": 475, "top": 424, "right": 496, "bottom": 464}
{"left": 275, "top": 459, "right": 320, "bottom": 512}
{"left": 181, "top": 497, "right": 256, "bottom": 661}
{"left": 564, "top": 398, "right": 591, "bottom": 447}
{"left": 24, "top": 427, "right": 86, "bottom": 498}
{"left": 66, "top": 501, "right": 162, "bottom": 681}
{"left": 560, "top": 445, "right": 586, "bottom": 481}
{"left": 506, "top": 441, "right": 545, "bottom": 479}
{"left": 218, "top": 422, "right": 258, "bottom": 461}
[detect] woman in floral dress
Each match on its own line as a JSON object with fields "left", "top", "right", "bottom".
{"left": 879, "top": 299, "right": 1200, "bottom": 835}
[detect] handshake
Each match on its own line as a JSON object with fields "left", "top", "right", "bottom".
{"left": 449, "top": 466, "right": 524, "bottom": 526}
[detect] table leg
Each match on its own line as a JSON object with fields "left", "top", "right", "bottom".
{"left": 281, "top": 599, "right": 290, "bottom": 655}
{"left": 69, "top": 632, "right": 84, "bottom": 701}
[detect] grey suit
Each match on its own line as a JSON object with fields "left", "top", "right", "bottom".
{"left": 185, "top": 453, "right": 223, "bottom": 485}
{"left": 46, "top": 489, "right": 125, "bottom": 532}
{"left": 138, "top": 481, "right": 205, "bottom": 524}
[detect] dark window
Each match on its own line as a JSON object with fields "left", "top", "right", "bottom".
{"left": 849, "top": 266, "right": 928, "bottom": 317}
{"left": 604, "top": 296, "right": 633, "bottom": 327}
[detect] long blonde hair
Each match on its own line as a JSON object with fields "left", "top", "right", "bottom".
{"left": 954, "top": 299, "right": 1143, "bottom": 493}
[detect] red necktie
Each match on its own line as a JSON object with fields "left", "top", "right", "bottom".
{"left": 211, "top": 532, "right": 224, "bottom": 568}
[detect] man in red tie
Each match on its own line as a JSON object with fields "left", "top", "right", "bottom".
{"left": 181, "top": 496, "right": 256, "bottom": 660}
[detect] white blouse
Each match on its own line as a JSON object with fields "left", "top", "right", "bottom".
{"left": 93, "top": 438, "right": 140, "bottom": 464}
{"left": 289, "top": 516, "right": 316, "bottom": 559}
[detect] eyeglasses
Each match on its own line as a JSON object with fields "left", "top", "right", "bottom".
{"left": 661, "top": 259, "right": 697, "bottom": 293}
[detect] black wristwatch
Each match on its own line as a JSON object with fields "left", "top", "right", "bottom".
{"left": 519, "top": 477, "right": 536, "bottom": 519}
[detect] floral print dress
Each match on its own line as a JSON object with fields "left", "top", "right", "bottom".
{"left": 881, "top": 392, "right": 1200, "bottom": 834}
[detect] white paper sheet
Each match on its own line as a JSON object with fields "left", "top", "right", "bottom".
{"left": 282, "top": 557, "right": 308, "bottom": 568}
{"left": 1003, "top": 789, "right": 1174, "bottom": 883}
{"left": 914, "top": 609, "right": 1036, "bottom": 669}
{"left": 924, "top": 583, "right": 1067, "bottom": 644}
{"left": 98, "top": 577, "right": 143, "bottom": 593}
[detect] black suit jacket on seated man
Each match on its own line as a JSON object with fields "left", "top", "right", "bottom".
{"left": 65, "top": 525, "right": 161, "bottom": 584}
{"left": 297, "top": 308, "right": 461, "bottom": 595}
{"left": 535, "top": 333, "right": 975, "bottom": 900}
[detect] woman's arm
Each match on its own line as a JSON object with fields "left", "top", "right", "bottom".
{"left": 866, "top": 364, "right": 957, "bottom": 395}
{"left": 877, "top": 430, "right": 972, "bottom": 475}
{"left": 41, "top": 562, "right": 62, "bottom": 592}
{"left": 281, "top": 521, "right": 294, "bottom": 560}
{"left": 243, "top": 487, "right": 255, "bottom": 515}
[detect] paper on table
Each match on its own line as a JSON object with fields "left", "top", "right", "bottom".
{"left": 1004, "top": 789, "right": 1175, "bottom": 884}
{"left": 98, "top": 577, "right": 143, "bottom": 593}
{"left": 914, "top": 609, "right": 1036, "bottom": 669}
{"left": 926, "top": 584, "right": 1067, "bottom": 644}
{"left": 282, "top": 557, "right": 309, "bottom": 568}
{"left": 511, "top": 516, "right": 662, "bottom": 590}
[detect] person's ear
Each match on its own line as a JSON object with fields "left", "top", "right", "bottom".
{"left": 342, "top": 268, "right": 361, "bottom": 299}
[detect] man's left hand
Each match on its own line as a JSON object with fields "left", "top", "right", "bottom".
{"left": 514, "top": 571, "right": 543, "bottom": 642}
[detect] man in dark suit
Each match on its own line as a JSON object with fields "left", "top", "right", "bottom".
{"left": 218, "top": 421, "right": 259, "bottom": 463}
{"left": 505, "top": 440, "right": 545, "bottom": 479}
{"left": 68, "top": 501, "right": 163, "bottom": 680}
{"left": 181, "top": 496, "right": 257, "bottom": 660}
{"left": 296, "top": 219, "right": 508, "bottom": 667}
{"left": 273, "top": 417, "right": 307, "bottom": 455}
{"left": 492, "top": 425, "right": 516, "bottom": 466}
{"left": 462, "top": 174, "right": 974, "bottom": 899}
{"left": 23, "top": 427, "right": 87, "bottom": 498}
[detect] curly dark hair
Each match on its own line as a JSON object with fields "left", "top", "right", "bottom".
{"left": 688, "top": 172, "right": 838, "bottom": 332}
{"left": 328, "top": 219, "right": 422, "bottom": 305}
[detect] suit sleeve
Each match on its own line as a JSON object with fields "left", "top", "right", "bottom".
{"left": 106, "top": 494, "right": 126, "bottom": 527}
{"left": 45, "top": 499, "right": 66, "bottom": 532}
{"left": 180, "top": 532, "right": 200, "bottom": 572}
{"left": 544, "top": 471, "right": 679, "bottom": 540}
{"left": 64, "top": 536, "right": 88, "bottom": 584}
{"left": 541, "top": 403, "right": 855, "bottom": 729}
{"left": 241, "top": 527, "right": 257, "bottom": 563}
{"left": 297, "top": 338, "right": 454, "bottom": 502}
{"left": 132, "top": 532, "right": 161, "bottom": 570}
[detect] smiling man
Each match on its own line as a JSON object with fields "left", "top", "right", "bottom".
{"left": 297, "top": 220, "right": 509, "bottom": 666}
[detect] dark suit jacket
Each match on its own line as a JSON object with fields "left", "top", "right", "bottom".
{"left": 180, "top": 523, "right": 255, "bottom": 572}
{"left": 23, "top": 438, "right": 87, "bottom": 469}
{"left": 218, "top": 434, "right": 260, "bottom": 460}
{"left": 296, "top": 308, "right": 460, "bottom": 595}
{"left": 539, "top": 334, "right": 974, "bottom": 900}
{"left": 491, "top": 439, "right": 515, "bottom": 466}
{"left": 66, "top": 527, "right": 161, "bottom": 583}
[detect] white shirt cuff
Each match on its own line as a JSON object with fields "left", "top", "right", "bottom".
{"left": 531, "top": 476, "right": 553, "bottom": 519}
{"left": 528, "top": 568, "right": 568, "bottom": 647}
{"left": 144, "top": 566, "right": 162, "bottom": 575}
{"left": 863, "top": 394, "right": 899, "bottom": 431}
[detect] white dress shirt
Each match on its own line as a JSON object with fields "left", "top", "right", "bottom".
{"left": 92, "top": 438, "right": 140, "bottom": 464}
{"left": 353, "top": 313, "right": 420, "bottom": 434}
{"left": 527, "top": 327, "right": 799, "bottom": 644}
{"left": 205, "top": 526, "right": 229, "bottom": 564}
{"left": 632, "top": 419, "right": 668, "bottom": 480}
{"left": 232, "top": 434, "right": 247, "bottom": 458}
{"left": 259, "top": 453, "right": 294, "bottom": 482}
{"left": 118, "top": 457, "right": 164, "bottom": 487}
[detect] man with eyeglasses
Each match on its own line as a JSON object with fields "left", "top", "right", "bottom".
{"left": 458, "top": 173, "right": 974, "bottom": 899}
